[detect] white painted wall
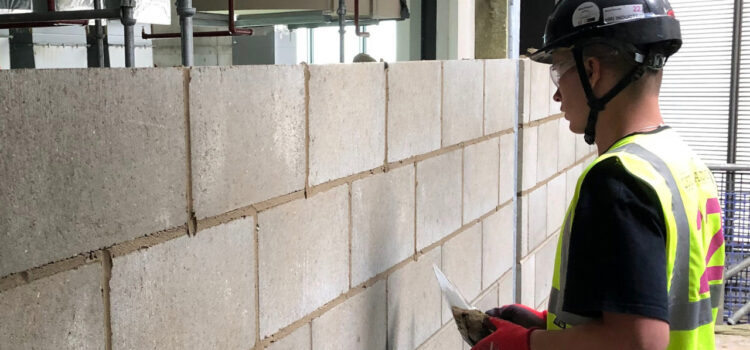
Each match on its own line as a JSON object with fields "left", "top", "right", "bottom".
{"left": 0, "top": 29, "right": 9, "bottom": 70}
{"left": 437, "top": 0, "right": 475, "bottom": 60}
{"left": 33, "top": 46, "right": 88, "bottom": 69}
{"left": 396, "top": 0, "right": 422, "bottom": 61}
{"left": 274, "top": 26, "right": 298, "bottom": 65}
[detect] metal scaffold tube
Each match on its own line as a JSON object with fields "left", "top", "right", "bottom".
{"left": 337, "top": 0, "right": 346, "bottom": 63}
{"left": 728, "top": 301, "right": 750, "bottom": 325}
{"left": 120, "top": 0, "right": 136, "bottom": 68}
{"left": 177, "top": 0, "right": 195, "bottom": 66}
{"left": 94, "top": 0, "right": 105, "bottom": 67}
{"left": 726, "top": 256, "right": 750, "bottom": 280}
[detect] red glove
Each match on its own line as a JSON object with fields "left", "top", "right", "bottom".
{"left": 485, "top": 304, "right": 547, "bottom": 329}
{"left": 471, "top": 317, "right": 537, "bottom": 350}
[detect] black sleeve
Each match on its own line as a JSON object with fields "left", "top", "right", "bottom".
{"left": 562, "top": 157, "right": 669, "bottom": 322}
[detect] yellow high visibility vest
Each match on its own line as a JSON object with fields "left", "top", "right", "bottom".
{"left": 547, "top": 128, "right": 725, "bottom": 350}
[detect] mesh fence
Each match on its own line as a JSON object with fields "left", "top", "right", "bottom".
{"left": 712, "top": 167, "right": 750, "bottom": 324}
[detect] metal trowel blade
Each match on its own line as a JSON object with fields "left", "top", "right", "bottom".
{"left": 432, "top": 264, "right": 477, "bottom": 311}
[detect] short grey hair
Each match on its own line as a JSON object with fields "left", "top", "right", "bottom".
{"left": 582, "top": 41, "right": 660, "bottom": 76}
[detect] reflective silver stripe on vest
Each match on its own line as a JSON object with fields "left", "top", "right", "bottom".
{"left": 710, "top": 284, "right": 723, "bottom": 309}
{"left": 614, "top": 143, "right": 714, "bottom": 331}
{"left": 549, "top": 207, "right": 594, "bottom": 326}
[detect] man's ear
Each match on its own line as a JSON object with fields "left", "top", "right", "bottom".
{"left": 585, "top": 57, "right": 601, "bottom": 88}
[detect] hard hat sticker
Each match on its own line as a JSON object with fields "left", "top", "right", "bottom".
{"left": 572, "top": 2, "right": 601, "bottom": 27}
{"left": 603, "top": 4, "right": 646, "bottom": 24}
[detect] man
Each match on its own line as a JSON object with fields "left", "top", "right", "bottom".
{"left": 472, "top": 1, "right": 726, "bottom": 349}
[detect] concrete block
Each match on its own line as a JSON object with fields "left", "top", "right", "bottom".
{"left": 498, "top": 272, "right": 514, "bottom": 306}
{"left": 352, "top": 166, "right": 415, "bottom": 286}
{"left": 258, "top": 186, "right": 349, "bottom": 337}
{"left": 558, "top": 118, "right": 576, "bottom": 171}
{"left": 549, "top": 75, "right": 561, "bottom": 116}
{"left": 521, "top": 126, "right": 538, "bottom": 191}
{"left": 528, "top": 186, "right": 547, "bottom": 251}
{"left": 0, "top": 68, "right": 187, "bottom": 277}
{"left": 387, "top": 249, "right": 442, "bottom": 350}
{"left": 535, "top": 235, "right": 558, "bottom": 307}
{"left": 484, "top": 59, "right": 516, "bottom": 134}
{"left": 416, "top": 323, "right": 463, "bottom": 350}
{"left": 519, "top": 59, "right": 532, "bottom": 124}
{"left": 312, "top": 280, "right": 387, "bottom": 350}
{"left": 387, "top": 61, "right": 442, "bottom": 162}
{"left": 536, "top": 119, "right": 559, "bottom": 182}
{"left": 442, "top": 60, "right": 484, "bottom": 146}
{"left": 0, "top": 264, "right": 104, "bottom": 349}
{"left": 266, "top": 325, "right": 310, "bottom": 350}
{"left": 529, "top": 61, "right": 551, "bottom": 121}
{"left": 474, "top": 284, "right": 500, "bottom": 312}
{"left": 309, "top": 63, "right": 386, "bottom": 186}
{"left": 520, "top": 255, "right": 536, "bottom": 306}
{"left": 110, "top": 217, "right": 256, "bottom": 350}
{"left": 463, "top": 139, "right": 500, "bottom": 223}
{"left": 190, "top": 66, "right": 306, "bottom": 219}
{"left": 482, "top": 205, "right": 514, "bottom": 289}
{"left": 499, "top": 133, "right": 515, "bottom": 204}
{"left": 416, "top": 150, "right": 463, "bottom": 250}
{"left": 441, "top": 224, "right": 482, "bottom": 323}
{"left": 546, "top": 174, "right": 567, "bottom": 234}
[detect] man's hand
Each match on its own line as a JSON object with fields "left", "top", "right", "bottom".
{"left": 471, "top": 317, "right": 537, "bottom": 350}
{"left": 485, "top": 304, "right": 547, "bottom": 329}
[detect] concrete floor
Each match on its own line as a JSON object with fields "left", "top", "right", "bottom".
{"left": 715, "top": 325, "right": 750, "bottom": 350}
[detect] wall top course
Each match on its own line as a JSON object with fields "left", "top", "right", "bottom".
{"left": 189, "top": 65, "right": 307, "bottom": 220}
{"left": 442, "top": 60, "right": 485, "bottom": 147}
{"left": 308, "top": 63, "right": 387, "bottom": 186}
{"left": 387, "top": 61, "right": 442, "bottom": 162}
{"left": 0, "top": 68, "right": 188, "bottom": 278}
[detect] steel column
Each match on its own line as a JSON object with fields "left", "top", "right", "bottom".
{"left": 120, "top": 0, "right": 136, "bottom": 67}
{"left": 337, "top": 0, "right": 346, "bottom": 63}
{"left": 720, "top": 0, "right": 745, "bottom": 324}
{"left": 420, "top": 0, "right": 436, "bottom": 60}
{"left": 177, "top": 0, "right": 195, "bottom": 66}
{"left": 94, "top": 0, "right": 105, "bottom": 67}
{"left": 727, "top": 0, "right": 744, "bottom": 165}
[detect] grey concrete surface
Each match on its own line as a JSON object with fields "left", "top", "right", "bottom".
{"left": 258, "top": 185, "right": 349, "bottom": 337}
{"left": 110, "top": 217, "right": 256, "bottom": 350}
{"left": 0, "top": 264, "right": 105, "bottom": 349}
{"left": 189, "top": 65, "right": 306, "bottom": 219}
{"left": 0, "top": 68, "right": 187, "bottom": 277}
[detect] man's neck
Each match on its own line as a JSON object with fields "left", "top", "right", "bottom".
{"left": 594, "top": 94, "right": 664, "bottom": 155}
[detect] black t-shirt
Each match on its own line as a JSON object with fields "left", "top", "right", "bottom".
{"left": 561, "top": 156, "right": 669, "bottom": 323}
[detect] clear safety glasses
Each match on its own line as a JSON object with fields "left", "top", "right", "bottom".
{"left": 550, "top": 59, "right": 576, "bottom": 88}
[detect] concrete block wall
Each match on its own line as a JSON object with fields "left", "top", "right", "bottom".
{"left": 0, "top": 58, "right": 595, "bottom": 349}
{"left": 516, "top": 59, "right": 597, "bottom": 310}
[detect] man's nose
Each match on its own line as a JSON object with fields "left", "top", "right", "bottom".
{"left": 553, "top": 88, "right": 562, "bottom": 102}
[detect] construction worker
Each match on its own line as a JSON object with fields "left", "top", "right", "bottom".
{"left": 472, "top": 0, "right": 725, "bottom": 349}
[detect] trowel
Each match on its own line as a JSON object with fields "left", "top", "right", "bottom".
{"left": 432, "top": 264, "right": 476, "bottom": 311}
{"left": 434, "top": 264, "right": 496, "bottom": 346}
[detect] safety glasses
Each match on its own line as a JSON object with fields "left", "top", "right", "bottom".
{"left": 550, "top": 59, "right": 576, "bottom": 88}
